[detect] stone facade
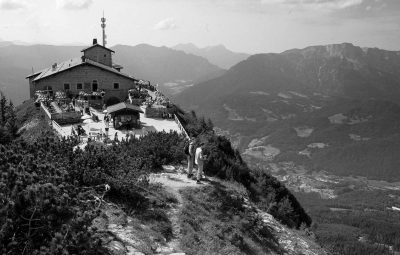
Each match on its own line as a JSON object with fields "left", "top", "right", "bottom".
{"left": 28, "top": 41, "right": 137, "bottom": 104}
{"left": 30, "top": 64, "right": 136, "bottom": 102}
{"left": 82, "top": 45, "right": 113, "bottom": 67}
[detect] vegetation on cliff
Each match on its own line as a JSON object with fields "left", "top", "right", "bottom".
{"left": 0, "top": 99, "right": 312, "bottom": 254}
{"left": 176, "top": 108, "right": 312, "bottom": 228}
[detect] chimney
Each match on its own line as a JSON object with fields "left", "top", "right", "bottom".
{"left": 52, "top": 63, "right": 57, "bottom": 71}
{"left": 93, "top": 38, "right": 98, "bottom": 45}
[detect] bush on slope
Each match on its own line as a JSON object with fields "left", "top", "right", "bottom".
{"left": 176, "top": 109, "right": 312, "bottom": 228}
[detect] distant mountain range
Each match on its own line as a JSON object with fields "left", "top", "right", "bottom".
{"left": 112, "top": 44, "right": 224, "bottom": 95}
{"left": 0, "top": 43, "right": 224, "bottom": 104}
{"left": 0, "top": 39, "right": 32, "bottom": 47}
{"left": 174, "top": 43, "right": 400, "bottom": 181}
{"left": 173, "top": 43, "right": 250, "bottom": 69}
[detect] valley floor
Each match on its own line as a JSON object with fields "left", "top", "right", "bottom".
{"left": 245, "top": 160, "right": 400, "bottom": 255}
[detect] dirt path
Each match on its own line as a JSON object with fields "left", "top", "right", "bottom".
{"left": 93, "top": 169, "right": 325, "bottom": 255}
{"left": 149, "top": 172, "right": 326, "bottom": 255}
{"left": 92, "top": 170, "right": 205, "bottom": 255}
{"left": 149, "top": 171, "right": 208, "bottom": 254}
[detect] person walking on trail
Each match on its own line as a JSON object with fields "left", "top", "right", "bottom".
{"left": 185, "top": 138, "right": 196, "bottom": 179}
{"left": 104, "top": 114, "right": 110, "bottom": 141}
{"left": 195, "top": 142, "right": 207, "bottom": 184}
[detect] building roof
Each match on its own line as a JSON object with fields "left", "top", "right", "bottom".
{"left": 26, "top": 70, "right": 44, "bottom": 79}
{"left": 27, "top": 58, "right": 137, "bottom": 82}
{"left": 29, "top": 58, "right": 82, "bottom": 80}
{"left": 81, "top": 44, "right": 115, "bottom": 53}
{"left": 107, "top": 102, "right": 144, "bottom": 114}
{"left": 84, "top": 59, "right": 135, "bottom": 80}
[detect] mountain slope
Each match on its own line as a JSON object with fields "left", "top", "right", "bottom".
{"left": 173, "top": 43, "right": 250, "bottom": 69}
{"left": 112, "top": 44, "right": 224, "bottom": 95}
{"left": 176, "top": 43, "right": 400, "bottom": 108}
{"left": 0, "top": 43, "right": 224, "bottom": 104}
{"left": 174, "top": 43, "right": 400, "bottom": 181}
{"left": 1, "top": 100, "right": 326, "bottom": 254}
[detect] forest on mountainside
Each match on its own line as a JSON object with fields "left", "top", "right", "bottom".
{"left": 296, "top": 190, "right": 400, "bottom": 255}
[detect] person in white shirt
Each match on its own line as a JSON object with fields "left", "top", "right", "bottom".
{"left": 195, "top": 142, "right": 206, "bottom": 184}
{"left": 186, "top": 138, "right": 196, "bottom": 179}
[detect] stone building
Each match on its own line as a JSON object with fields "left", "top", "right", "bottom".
{"left": 26, "top": 38, "right": 137, "bottom": 105}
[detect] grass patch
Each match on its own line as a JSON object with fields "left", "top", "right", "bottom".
{"left": 178, "top": 183, "right": 281, "bottom": 255}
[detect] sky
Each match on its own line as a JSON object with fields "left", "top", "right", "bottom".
{"left": 0, "top": 0, "right": 399, "bottom": 54}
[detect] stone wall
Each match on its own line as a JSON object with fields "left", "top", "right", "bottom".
{"left": 32, "top": 64, "right": 136, "bottom": 102}
{"left": 144, "top": 106, "right": 174, "bottom": 118}
{"left": 83, "top": 46, "right": 112, "bottom": 67}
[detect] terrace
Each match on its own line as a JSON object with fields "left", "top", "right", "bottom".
{"left": 37, "top": 86, "right": 187, "bottom": 148}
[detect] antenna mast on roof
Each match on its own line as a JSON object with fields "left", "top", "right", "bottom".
{"left": 101, "top": 11, "right": 107, "bottom": 47}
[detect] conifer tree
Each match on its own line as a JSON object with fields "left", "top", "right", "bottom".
{"left": 207, "top": 118, "right": 214, "bottom": 130}
{"left": 0, "top": 92, "right": 7, "bottom": 124}
{"left": 5, "top": 101, "right": 17, "bottom": 136}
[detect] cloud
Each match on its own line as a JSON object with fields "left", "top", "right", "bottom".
{"left": 56, "top": 0, "right": 93, "bottom": 10}
{"left": 153, "top": 18, "right": 178, "bottom": 30}
{"left": 0, "top": 0, "right": 26, "bottom": 10}
{"left": 261, "top": 0, "right": 364, "bottom": 10}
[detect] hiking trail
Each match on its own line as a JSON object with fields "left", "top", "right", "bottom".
{"left": 92, "top": 166, "right": 208, "bottom": 255}
{"left": 148, "top": 169, "right": 210, "bottom": 254}
{"left": 92, "top": 166, "right": 326, "bottom": 255}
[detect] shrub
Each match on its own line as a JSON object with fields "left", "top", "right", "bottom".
{"left": 178, "top": 109, "right": 312, "bottom": 228}
{"left": 0, "top": 128, "right": 186, "bottom": 253}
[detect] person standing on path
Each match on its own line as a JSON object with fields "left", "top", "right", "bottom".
{"left": 195, "top": 142, "right": 206, "bottom": 184}
{"left": 104, "top": 114, "right": 110, "bottom": 141}
{"left": 186, "top": 138, "right": 196, "bottom": 179}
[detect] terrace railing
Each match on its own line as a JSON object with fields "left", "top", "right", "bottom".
{"left": 51, "top": 120, "right": 71, "bottom": 137}
{"left": 174, "top": 114, "right": 189, "bottom": 139}
{"left": 40, "top": 102, "right": 52, "bottom": 119}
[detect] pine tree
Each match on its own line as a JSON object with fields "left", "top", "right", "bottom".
{"left": 190, "top": 110, "right": 197, "bottom": 120}
{"left": 207, "top": 118, "right": 214, "bottom": 130}
{"left": 199, "top": 116, "right": 208, "bottom": 131}
{"left": 5, "top": 101, "right": 17, "bottom": 137}
{"left": 0, "top": 92, "right": 7, "bottom": 125}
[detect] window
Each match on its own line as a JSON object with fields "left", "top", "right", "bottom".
{"left": 64, "top": 83, "right": 70, "bottom": 90}
{"left": 44, "top": 86, "right": 53, "bottom": 91}
{"left": 92, "top": 80, "right": 98, "bottom": 92}
{"left": 104, "top": 54, "right": 107, "bottom": 57}
{"left": 76, "top": 83, "right": 83, "bottom": 90}
{"left": 113, "top": 83, "right": 120, "bottom": 89}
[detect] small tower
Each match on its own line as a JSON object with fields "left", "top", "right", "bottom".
{"left": 101, "top": 12, "right": 107, "bottom": 47}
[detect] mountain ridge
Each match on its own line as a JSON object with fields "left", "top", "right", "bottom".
{"left": 174, "top": 42, "right": 400, "bottom": 181}
{"left": 173, "top": 43, "right": 250, "bottom": 69}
